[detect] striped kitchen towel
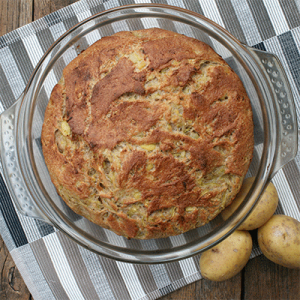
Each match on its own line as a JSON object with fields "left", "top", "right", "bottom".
{"left": 0, "top": 0, "right": 300, "bottom": 299}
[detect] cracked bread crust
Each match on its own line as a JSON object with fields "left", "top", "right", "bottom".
{"left": 41, "top": 28, "right": 254, "bottom": 239}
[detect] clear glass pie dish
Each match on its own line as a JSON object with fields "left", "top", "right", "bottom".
{"left": 0, "top": 4, "right": 298, "bottom": 263}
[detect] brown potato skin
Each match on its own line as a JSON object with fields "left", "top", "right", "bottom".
{"left": 199, "top": 230, "right": 252, "bottom": 281}
{"left": 258, "top": 214, "right": 300, "bottom": 269}
{"left": 222, "top": 177, "right": 278, "bottom": 230}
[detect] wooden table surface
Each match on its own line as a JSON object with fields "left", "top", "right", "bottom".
{"left": 0, "top": 1, "right": 299, "bottom": 299}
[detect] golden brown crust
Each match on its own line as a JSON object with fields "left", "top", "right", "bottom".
{"left": 41, "top": 28, "right": 254, "bottom": 239}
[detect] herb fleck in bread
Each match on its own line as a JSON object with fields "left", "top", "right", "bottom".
{"left": 41, "top": 28, "right": 254, "bottom": 239}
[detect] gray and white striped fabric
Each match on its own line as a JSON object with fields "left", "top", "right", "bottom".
{"left": 0, "top": 0, "right": 300, "bottom": 299}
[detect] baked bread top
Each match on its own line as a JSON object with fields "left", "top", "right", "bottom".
{"left": 41, "top": 28, "right": 254, "bottom": 239}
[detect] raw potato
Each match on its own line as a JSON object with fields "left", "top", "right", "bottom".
{"left": 258, "top": 214, "right": 300, "bottom": 269}
{"left": 199, "top": 230, "right": 252, "bottom": 281}
{"left": 221, "top": 177, "right": 278, "bottom": 230}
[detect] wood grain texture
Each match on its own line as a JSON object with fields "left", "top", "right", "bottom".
{"left": 0, "top": 0, "right": 23, "bottom": 36}
{"left": 33, "top": 0, "right": 76, "bottom": 20}
{"left": 159, "top": 274, "right": 242, "bottom": 300}
{"left": 159, "top": 282, "right": 196, "bottom": 300}
{"left": 33, "top": 0, "right": 51, "bottom": 20}
{"left": 195, "top": 274, "right": 242, "bottom": 300}
{"left": 0, "top": 236, "right": 32, "bottom": 300}
{"left": 244, "top": 254, "right": 300, "bottom": 300}
{"left": 19, "top": 0, "right": 33, "bottom": 28}
{"left": 51, "top": 0, "right": 77, "bottom": 11}
{"left": 0, "top": 1, "right": 300, "bottom": 300}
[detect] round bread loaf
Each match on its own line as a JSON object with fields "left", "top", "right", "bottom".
{"left": 41, "top": 28, "right": 254, "bottom": 239}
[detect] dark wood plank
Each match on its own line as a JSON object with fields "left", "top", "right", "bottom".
{"left": 196, "top": 274, "right": 242, "bottom": 300}
{"left": 0, "top": 0, "right": 18, "bottom": 36}
{"left": 159, "top": 282, "right": 196, "bottom": 300}
{"left": 33, "top": 0, "right": 51, "bottom": 20}
{"left": 33, "top": 0, "right": 78, "bottom": 20}
{"left": 244, "top": 254, "right": 300, "bottom": 300}
{"left": 0, "top": 235, "right": 32, "bottom": 300}
{"left": 19, "top": 0, "right": 33, "bottom": 28}
{"left": 50, "top": 0, "right": 78, "bottom": 12}
{"left": 159, "top": 271, "right": 242, "bottom": 300}
{"left": 0, "top": 0, "right": 32, "bottom": 37}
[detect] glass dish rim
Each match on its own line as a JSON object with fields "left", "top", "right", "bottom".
{"left": 15, "top": 3, "right": 275, "bottom": 263}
